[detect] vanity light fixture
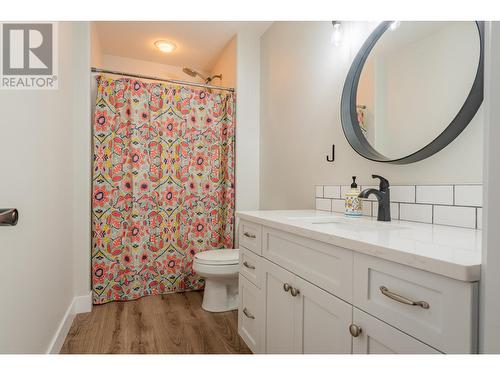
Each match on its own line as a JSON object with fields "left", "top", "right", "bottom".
{"left": 154, "top": 40, "right": 176, "bottom": 53}
{"left": 331, "top": 21, "right": 342, "bottom": 46}
{"left": 389, "top": 21, "right": 401, "bottom": 31}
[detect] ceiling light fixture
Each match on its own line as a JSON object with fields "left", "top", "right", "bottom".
{"left": 154, "top": 40, "right": 176, "bottom": 53}
{"left": 331, "top": 21, "right": 342, "bottom": 46}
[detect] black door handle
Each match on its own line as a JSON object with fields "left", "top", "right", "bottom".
{"left": 0, "top": 209, "right": 19, "bottom": 226}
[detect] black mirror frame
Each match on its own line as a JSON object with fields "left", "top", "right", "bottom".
{"left": 340, "top": 21, "right": 484, "bottom": 164}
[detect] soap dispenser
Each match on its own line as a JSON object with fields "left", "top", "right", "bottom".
{"left": 345, "top": 176, "right": 362, "bottom": 216}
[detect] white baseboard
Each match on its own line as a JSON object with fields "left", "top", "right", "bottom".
{"left": 47, "top": 291, "right": 93, "bottom": 354}
{"left": 74, "top": 291, "right": 93, "bottom": 314}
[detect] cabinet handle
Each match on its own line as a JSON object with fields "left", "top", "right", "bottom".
{"left": 243, "top": 307, "right": 255, "bottom": 319}
{"left": 283, "top": 283, "right": 291, "bottom": 292}
{"left": 349, "top": 324, "right": 362, "bottom": 337}
{"left": 379, "top": 286, "right": 430, "bottom": 309}
{"left": 290, "top": 287, "right": 300, "bottom": 297}
{"left": 243, "top": 261, "right": 255, "bottom": 270}
{"left": 243, "top": 232, "right": 256, "bottom": 239}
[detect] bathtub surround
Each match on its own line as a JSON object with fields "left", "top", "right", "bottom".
{"left": 316, "top": 184, "right": 482, "bottom": 229}
{"left": 92, "top": 75, "right": 235, "bottom": 304}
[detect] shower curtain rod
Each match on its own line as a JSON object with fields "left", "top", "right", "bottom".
{"left": 91, "top": 67, "right": 235, "bottom": 92}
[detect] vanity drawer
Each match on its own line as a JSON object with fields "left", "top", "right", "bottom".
{"left": 239, "top": 220, "right": 262, "bottom": 255}
{"left": 353, "top": 253, "right": 478, "bottom": 353}
{"left": 238, "top": 274, "right": 264, "bottom": 353}
{"left": 262, "top": 226, "right": 353, "bottom": 303}
{"left": 239, "top": 247, "right": 262, "bottom": 288}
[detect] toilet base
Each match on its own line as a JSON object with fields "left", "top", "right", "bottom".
{"left": 201, "top": 277, "right": 238, "bottom": 312}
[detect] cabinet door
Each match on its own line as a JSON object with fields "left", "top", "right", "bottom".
{"left": 352, "top": 308, "right": 441, "bottom": 354}
{"left": 294, "top": 276, "right": 352, "bottom": 354}
{"left": 263, "top": 259, "right": 300, "bottom": 354}
{"left": 238, "top": 274, "right": 264, "bottom": 353}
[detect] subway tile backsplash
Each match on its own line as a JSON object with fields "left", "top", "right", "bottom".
{"left": 390, "top": 185, "right": 416, "bottom": 203}
{"left": 314, "top": 183, "right": 483, "bottom": 229}
{"left": 454, "top": 185, "right": 483, "bottom": 207}
{"left": 331, "top": 198, "right": 345, "bottom": 213}
{"left": 433, "top": 205, "right": 476, "bottom": 229}
{"left": 400, "top": 203, "right": 433, "bottom": 224}
{"left": 324, "top": 185, "right": 341, "bottom": 199}
{"left": 315, "top": 185, "right": 324, "bottom": 198}
{"left": 315, "top": 198, "right": 331, "bottom": 211}
{"left": 416, "top": 185, "right": 454, "bottom": 205}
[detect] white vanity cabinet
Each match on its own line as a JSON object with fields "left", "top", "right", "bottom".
{"left": 236, "top": 217, "right": 479, "bottom": 354}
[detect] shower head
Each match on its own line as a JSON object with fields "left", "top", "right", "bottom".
{"left": 182, "top": 67, "right": 200, "bottom": 78}
{"left": 204, "top": 74, "right": 223, "bottom": 84}
{"left": 183, "top": 67, "right": 223, "bottom": 85}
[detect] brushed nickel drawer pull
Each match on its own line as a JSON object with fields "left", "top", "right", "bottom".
{"left": 290, "top": 287, "right": 300, "bottom": 297}
{"left": 243, "top": 231, "right": 256, "bottom": 239}
{"left": 243, "top": 307, "right": 255, "bottom": 319}
{"left": 283, "top": 283, "right": 291, "bottom": 292}
{"left": 243, "top": 261, "right": 255, "bottom": 270}
{"left": 379, "top": 286, "right": 430, "bottom": 309}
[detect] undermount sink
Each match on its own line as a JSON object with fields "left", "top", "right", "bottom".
{"left": 309, "top": 218, "right": 343, "bottom": 224}
{"left": 310, "top": 218, "right": 408, "bottom": 231}
{"left": 285, "top": 214, "right": 409, "bottom": 231}
{"left": 286, "top": 216, "right": 405, "bottom": 231}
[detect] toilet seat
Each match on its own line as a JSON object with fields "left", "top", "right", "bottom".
{"left": 194, "top": 249, "right": 239, "bottom": 265}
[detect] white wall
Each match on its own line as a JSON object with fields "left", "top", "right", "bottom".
{"left": 0, "top": 22, "right": 91, "bottom": 353}
{"left": 236, "top": 29, "right": 262, "bottom": 211}
{"left": 480, "top": 21, "right": 500, "bottom": 354}
{"left": 91, "top": 22, "right": 103, "bottom": 67}
{"left": 211, "top": 36, "right": 237, "bottom": 88}
{"left": 73, "top": 24, "right": 92, "bottom": 301}
{"left": 260, "top": 22, "right": 484, "bottom": 210}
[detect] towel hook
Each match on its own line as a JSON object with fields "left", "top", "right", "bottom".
{"left": 326, "top": 144, "right": 335, "bottom": 162}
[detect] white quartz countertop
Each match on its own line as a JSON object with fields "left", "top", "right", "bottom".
{"left": 236, "top": 210, "right": 482, "bottom": 282}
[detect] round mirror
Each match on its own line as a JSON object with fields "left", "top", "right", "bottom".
{"left": 341, "top": 21, "right": 484, "bottom": 164}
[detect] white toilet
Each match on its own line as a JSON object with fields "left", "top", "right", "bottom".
{"left": 193, "top": 249, "right": 240, "bottom": 312}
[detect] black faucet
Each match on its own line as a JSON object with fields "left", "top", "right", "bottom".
{"left": 358, "top": 175, "right": 391, "bottom": 221}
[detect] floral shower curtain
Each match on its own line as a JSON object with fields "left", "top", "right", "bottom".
{"left": 91, "top": 75, "right": 235, "bottom": 304}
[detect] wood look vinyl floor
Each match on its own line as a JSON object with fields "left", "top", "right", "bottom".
{"left": 60, "top": 291, "right": 251, "bottom": 354}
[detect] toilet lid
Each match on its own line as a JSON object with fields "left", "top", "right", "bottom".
{"left": 194, "top": 249, "right": 240, "bottom": 265}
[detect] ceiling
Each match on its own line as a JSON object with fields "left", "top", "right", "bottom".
{"left": 94, "top": 21, "right": 272, "bottom": 71}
